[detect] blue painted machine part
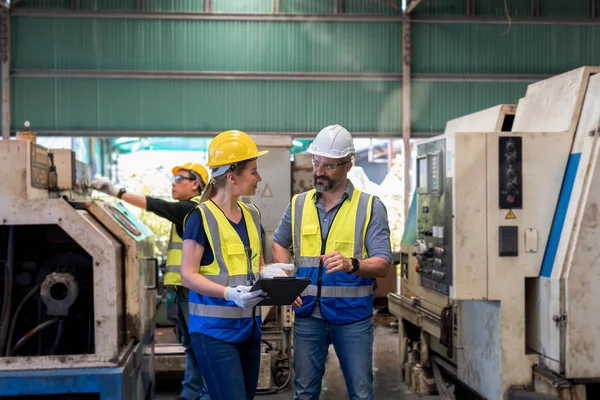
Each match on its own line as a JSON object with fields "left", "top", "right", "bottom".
{"left": 540, "top": 153, "right": 581, "bottom": 278}
{"left": 0, "top": 326, "right": 155, "bottom": 400}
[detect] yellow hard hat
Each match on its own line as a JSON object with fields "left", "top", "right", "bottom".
{"left": 206, "top": 130, "right": 268, "bottom": 167}
{"left": 172, "top": 162, "right": 209, "bottom": 185}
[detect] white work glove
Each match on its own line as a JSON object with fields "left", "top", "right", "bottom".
{"left": 261, "top": 263, "right": 295, "bottom": 278}
{"left": 91, "top": 178, "right": 119, "bottom": 197}
{"left": 225, "top": 285, "right": 265, "bottom": 310}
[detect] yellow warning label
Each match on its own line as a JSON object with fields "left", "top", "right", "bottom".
{"left": 261, "top": 184, "right": 273, "bottom": 198}
{"left": 505, "top": 210, "right": 516, "bottom": 220}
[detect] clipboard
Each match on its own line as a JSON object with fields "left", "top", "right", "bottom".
{"left": 250, "top": 277, "right": 311, "bottom": 306}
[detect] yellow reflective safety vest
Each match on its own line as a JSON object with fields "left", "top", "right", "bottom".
{"left": 291, "top": 188, "right": 375, "bottom": 324}
{"left": 164, "top": 195, "right": 202, "bottom": 286}
{"left": 188, "top": 200, "right": 263, "bottom": 343}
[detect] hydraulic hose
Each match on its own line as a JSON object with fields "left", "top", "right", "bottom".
{"left": 10, "top": 318, "right": 58, "bottom": 356}
{"left": 6, "top": 283, "right": 41, "bottom": 356}
{"left": 0, "top": 226, "right": 15, "bottom": 355}
{"left": 49, "top": 319, "right": 64, "bottom": 355}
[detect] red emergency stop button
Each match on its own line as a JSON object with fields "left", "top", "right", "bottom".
{"left": 507, "top": 195, "right": 515, "bottom": 203}
{"left": 415, "top": 264, "right": 420, "bottom": 272}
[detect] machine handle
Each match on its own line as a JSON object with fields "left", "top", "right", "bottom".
{"left": 144, "top": 257, "right": 159, "bottom": 290}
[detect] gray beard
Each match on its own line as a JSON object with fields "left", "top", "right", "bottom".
{"left": 314, "top": 175, "right": 335, "bottom": 193}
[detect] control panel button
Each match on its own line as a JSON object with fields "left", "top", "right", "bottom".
{"left": 499, "top": 136, "right": 522, "bottom": 209}
{"left": 431, "top": 270, "right": 445, "bottom": 279}
{"left": 505, "top": 152, "right": 517, "bottom": 163}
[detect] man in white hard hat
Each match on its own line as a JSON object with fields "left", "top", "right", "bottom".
{"left": 272, "top": 124, "right": 392, "bottom": 400}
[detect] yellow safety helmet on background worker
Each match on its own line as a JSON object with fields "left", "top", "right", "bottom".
{"left": 164, "top": 162, "right": 207, "bottom": 287}
{"left": 206, "top": 130, "right": 269, "bottom": 168}
{"left": 172, "top": 162, "right": 209, "bottom": 186}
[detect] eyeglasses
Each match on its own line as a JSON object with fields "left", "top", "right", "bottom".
{"left": 311, "top": 158, "right": 350, "bottom": 172}
{"left": 244, "top": 247, "right": 256, "bottom": 286}
{"left": 171, "top": 175, "right": 196, "bottom": 184}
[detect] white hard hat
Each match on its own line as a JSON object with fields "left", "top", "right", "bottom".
{"left": 307, "top": 124, "right": 355, "bottom": 159}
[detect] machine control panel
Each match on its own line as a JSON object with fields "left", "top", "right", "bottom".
{"left": 415, "top": 139, "right": 453, "bottom": 295}
{"left": 499, "top": 136, "right": 522, "bottom": 209}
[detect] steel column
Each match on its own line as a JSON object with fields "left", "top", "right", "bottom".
{"left": 402, "top": 13, "right": 411, "bottom": 219}
{"left": 1, "top": 8, "right": 9, "bottom": 140}
{"left": 530, "top": 0, "right": 540, "bottom": 17}
{"left": 334, "top": 0, "right": 342, "bottom": 15}
{"left": 466, "top": 0, "right": 475, "bottom": 16}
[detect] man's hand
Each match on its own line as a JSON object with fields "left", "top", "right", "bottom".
{"left": 261, "top": 263, "right": 294, "bottom": 278}
{"left": 91, "top": 178, "right": 119, "bottom": 197}
{"left": 321, "top": 251, "right": 353, "bottom": 274}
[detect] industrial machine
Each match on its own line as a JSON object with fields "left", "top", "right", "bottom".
{"left": 389, "top": 66, "right": 600, "bottom": 399}
{"left": 0, "top": 135, "right": 157, "bottom": 399}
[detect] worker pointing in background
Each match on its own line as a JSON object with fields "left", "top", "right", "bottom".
{"left": 272, "top": 124, "right": 392, "bottom": 400}
{"left": 180, "top": 130, "right": 281, "bottom": 400}
{"left": 92, "top": 163, "right": 210, "bottom": 400}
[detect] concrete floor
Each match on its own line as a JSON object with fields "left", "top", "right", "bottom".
{"left": 155, "top": 321, "right": 440, "bottom": 400}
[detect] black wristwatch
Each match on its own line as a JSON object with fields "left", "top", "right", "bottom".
{"left": 117, "top": 187, "right": 127, "bottom": 199}
{"left": 350, "top": 258, "right": 360, "bottom": 273}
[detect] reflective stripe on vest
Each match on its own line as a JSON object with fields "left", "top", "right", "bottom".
{"left": 188, "top": 200, "right": 262, "bottom": 343}
{"left": 301, "top": 284, "right": 374, "bottom": 298}
{"left": 291, "top": 188, "right": 375, "bottom": 324}
{"left": 189, "top": 303, "right": 255, "bottom": 319}
{"left": 164, "top": 195, "right": 202, "bottom": 286}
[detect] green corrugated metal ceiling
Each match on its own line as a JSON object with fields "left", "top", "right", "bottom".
{"left": 12, "top": 78, "right": 402, "bottom": 132}
{"left": 415, "top": 0, "right": 591, "bottom": 16}
{"left": 11, "top": 18, "right": 402, "bottom": 73}
{"left": 412, "top": 23, "right": 600, "bottom": 75}
{"left": 411, "top": 81, "right": 528, "bottom": 132}
{"left": 7, "top": 0, "right": 600, "bottom": 136}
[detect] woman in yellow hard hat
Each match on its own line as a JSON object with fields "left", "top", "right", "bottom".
{"left": 180, "top": 130, "right": 269, "bottom": 400}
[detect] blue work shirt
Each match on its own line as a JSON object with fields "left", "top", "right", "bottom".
{"left": 273, "top": 181, "right": 392, "bottom": 318}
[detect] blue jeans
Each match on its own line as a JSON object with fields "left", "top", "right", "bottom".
{"left": 175, "top": 287, "right": 210, "bottom": 400}
{"left": 293, "top": 316, "right": 374, "bottom": 400}
{"left": 191, "top": 332, "right": 261, "bottom": 400}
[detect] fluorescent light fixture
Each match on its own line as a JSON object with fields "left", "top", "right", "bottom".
{"left": 114, "top": 137, "right": 137, "bottom": 144}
